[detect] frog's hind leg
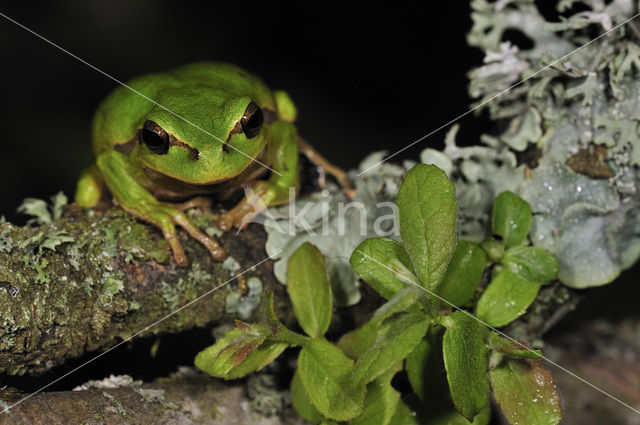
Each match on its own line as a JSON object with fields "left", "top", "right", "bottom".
{"left": 75, "top": 164, "right": 106, "bottom": 208}
{"left": 297, "top": 137, "right": 352, "bottom": 189}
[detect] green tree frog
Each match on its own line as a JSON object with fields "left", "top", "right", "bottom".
{"left": 75, "top": 62, "right": 305, "bottom": 266}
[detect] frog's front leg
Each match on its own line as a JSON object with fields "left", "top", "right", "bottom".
{"left": 216, "top": 121, "right": 299, "bottom": 231}
{"left": 96, "top": 150, "right": 227, "bottom": 266}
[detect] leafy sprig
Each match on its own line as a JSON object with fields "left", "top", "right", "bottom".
{"left": 195, "top": 164, "right": 562, "bottom": 425}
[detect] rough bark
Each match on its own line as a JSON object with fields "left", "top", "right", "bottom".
{"left": 0, "top": 205, "right": 294, "bottom": 376}
{"left": 0, "top": 368, "right": 305, "bottom": 425}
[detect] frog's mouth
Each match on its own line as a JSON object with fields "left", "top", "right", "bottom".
{"left": 141, "top": 148, "right": 270, "bottom": 201}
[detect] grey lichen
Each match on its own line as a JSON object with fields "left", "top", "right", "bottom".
{"left": 461, "top": 0, "right": 640, "bottom": 288}
{"left": 225, "top": 276, "right": 263, "bottom": 320}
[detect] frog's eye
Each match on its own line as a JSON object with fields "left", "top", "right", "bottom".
{"left": 141, "top": 120, "right": 170, "bottom": 154}
{"left": 240, "top": 102, "right": 263, "bottom": 139}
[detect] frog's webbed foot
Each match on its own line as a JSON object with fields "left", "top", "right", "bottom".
{"left": 131, "top": 201, "right": 227, "bottom": 266}
{"left": 216, "top": 189, "right": 267, "bottom": 232}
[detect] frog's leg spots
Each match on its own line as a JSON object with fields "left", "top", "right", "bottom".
{"left": 297, "top": 137, "right": 352, "bottom": 189}
{"left": 217, "top": 121, "right": 299, "bottom": 231}
{"left": 96, "top": 150, "right": 226, "bottom": 266}
{"left": 174, "top": 196, "right": 212, "bottom": 212}
{"left": 75, "top": 164, "right": 105, "bottom": 207}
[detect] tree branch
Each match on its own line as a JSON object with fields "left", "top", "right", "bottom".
{"left": 0, "top": 205, "right": 293, "bottom": 375}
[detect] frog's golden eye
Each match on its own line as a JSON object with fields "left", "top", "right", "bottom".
{"left": 141, "top": 120, "right": 170, "bottom": 154}
{"left": 240, "top": 102, "right": 263, "bottom": 139}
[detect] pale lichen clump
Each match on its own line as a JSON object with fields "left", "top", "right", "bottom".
{"left": 441, "top": 0, "right": 640, "bottom": 288}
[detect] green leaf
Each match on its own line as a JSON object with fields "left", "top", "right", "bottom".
{"left": 405, "top": 338, "right": 431, "bottom": 400}
{"left": 491, "top": 191, "right": 532, "bottom": 248}
{"left": 224, "top": 340, "right": 288, "bottom": 379}
{"left": 396, "top": 164, "right": 458, "bottom": 291}
{"left": 353, "top": 312, "right": 429, "bottom": 389}
{"left": 338, "top": 287, "right": 422, "bottom": 359}
{"left": 350, "top": 237, "right": 415, "bottom": 300}
{"left": 194, "top": 324, "right": 287, "bottom": 379}
{"left": 438, "top": 241, "right": 487, "bottom": 307}
{"left": 336, "top": 323, "right": 377, "bottom": 360}
{"left": 298, "top": 338, "right": 366, "bottom": 421}
{"left": 490, "top": 357, "right": 562, "bottom": 425}
{"left": 291, "top": 370, "right": 323, "bottom": 424}
{"left": 264, "top": 288, "right": 309, "bottom": 347}
{"left": 475, "top": 269, "right": 541, "bottom": 327}
{"left": 502, "top": 246, "right": 559, "bottom": 285}
{"left": 487, "top": 332, "right": 542, "bottom": 361}
{"left": 287, "top": 242, "right": 332, "bottom": 337}
{"left": 388, "top": 400, "right": 419, "bottom": 425}
{"left": 195, "top": 329, "right": 252, "bottom": 376}
{"left": 442, "top": 311, "right": 490, "bottom": 421}
{"left": 351, "top": 364, "right": 402, "bottom": 425}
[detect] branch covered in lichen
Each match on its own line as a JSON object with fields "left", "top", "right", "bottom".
{"left": 0, "top": 203, "right": 291, "bottom": 375}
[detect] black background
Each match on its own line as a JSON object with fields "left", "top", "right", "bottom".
{"left": 0, "top": 2, "right": 485, "bottom": 223}
{"left": 0, "top": 0, "right": 638, "bottom": 403}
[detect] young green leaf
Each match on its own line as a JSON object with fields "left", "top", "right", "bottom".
{"left": 353, "top": 312, "right": 429, "bottom": 389}
{"left": 224, "top": 340, "right": 288, "bottom": 379}
{"left": 298, "top": 338, "right": 366, "bottom": 421}
{"left": 442, "top": 311, "right": 490, "bottom": 421}
{"left": 405, "top": 338, "right": 431, "bottom": 400}
{"left": 287, "top": 242, "right": 332, "bottom": 337}
{"left": 490, "top": 356, "right": 562, "bottom": 425}
{"left": 264, "top": 288, "right": 310, "bottom": 347}
{"left": 502, "top": 246, "right": 559, "bottom": 285}
{"left": 396, "top": 164, "right": 458, "bottom": 292}
{"left": 438, "top": 241, "right": 487, "bottom": 307}
{"left": 350, "top": 237, "right": 415, "bottom": 299}
{"left": 491, "top": 191, "right": 532, "bottom": 248}
{"left": 350, "top": 363, "right": 402, "bottom": 425}
{"left": 291, "top": 370, "right": 323, "bottom": 424}
{"left": 338, "top": 287, "right": 421, "bottom": 359}
{"left": 194, "top": 327, "right": 286, "bottom": 379}
{"left": 487, "top": 332, "right": 543, "bottom": 361}
{"left": 336, "top": 322, "right": 377, "bottom": 360}
{"left": 388, "top": 400, "right": 419, "bottom": 425}
{"left": 475, "top": 269, "right": 541, "bottom": 327}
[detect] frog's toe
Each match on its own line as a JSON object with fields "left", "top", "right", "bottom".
{"left": 215, "top": 213, "right": 234, "bottom": 232}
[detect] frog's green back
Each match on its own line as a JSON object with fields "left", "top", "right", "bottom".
{"left": 91, "top": 62, "right": 276, "bottom": 155}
